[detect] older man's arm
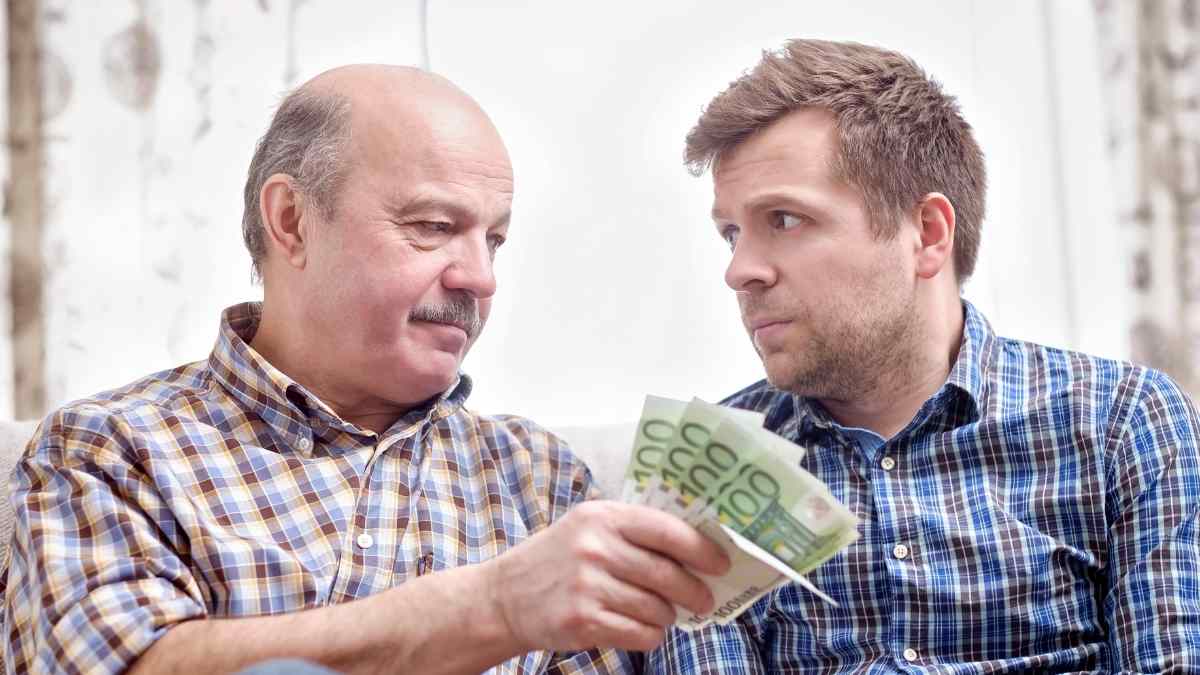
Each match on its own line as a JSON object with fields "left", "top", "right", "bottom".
{"left": 5, "top": 410, "right": 728, "bottom": 674}
{"left": 1, "top": 414, "right": 728, "bottom": 674}
{"left": 128, "top": 566, "right": 509, "bottom": 673}
{"left": 128, "top": 500, "right": 727, "bottom": 674}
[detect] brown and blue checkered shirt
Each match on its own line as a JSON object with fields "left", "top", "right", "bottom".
{"left": 1, "top": 302, "right": 634, "bottom": 674}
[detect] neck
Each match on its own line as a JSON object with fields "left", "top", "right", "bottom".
{"left": 819, "top": 293, "right": 964, "bottom": 439}
{"left": 249, "top": 295, "right": 408, "bottom": 435}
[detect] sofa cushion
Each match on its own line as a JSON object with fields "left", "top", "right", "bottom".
{"left": 0, "top": 420, "right": 38, "bottom": 571}
{"left": 546, "top": 423, "right": 635, "bottom": 499}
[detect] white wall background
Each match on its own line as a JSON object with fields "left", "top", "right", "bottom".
{"left": 1, "top": 0, "right": 1125, "bottom": 429}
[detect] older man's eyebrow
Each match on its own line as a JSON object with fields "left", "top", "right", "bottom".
{"left": 387, "top": 196, "right": 511, "bottom": 229}
{"left": 387, "top": 194, "right": 451, "bottom": 219}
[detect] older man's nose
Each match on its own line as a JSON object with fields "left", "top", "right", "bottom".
{"left": 443, "top": 235, "right": 497, "bottom": 299}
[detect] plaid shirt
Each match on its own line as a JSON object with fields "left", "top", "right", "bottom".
{"left": 648, "top": 301, "right": 1200, "bottom": 674}
{"left": 1, "top": 302, "right": 634, "bottom": 674}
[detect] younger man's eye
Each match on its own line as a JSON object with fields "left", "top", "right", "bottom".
{"left": 721, "top": 225, "right": 740, "bottom": 250}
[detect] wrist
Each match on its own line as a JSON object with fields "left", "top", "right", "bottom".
{"left": 373, "top": 564, "right": 528, "bottom": 673}
{"left": 479, "top": 553, "right": 530, "bottom": 654}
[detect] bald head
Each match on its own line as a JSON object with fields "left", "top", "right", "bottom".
{"left": 302, "top": 64, "right": 474, "bottom": 110}
{"left": 241, "top": 64, "right": 509, "bottom": 282}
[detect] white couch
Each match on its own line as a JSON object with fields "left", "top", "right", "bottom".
{"left": 545, "top": 422, "right": 634, "bottom": 497}
{"left": 0, "top": 420, "right": 38, "bottom": 570}
{"left": 0, "top": 419, "right": 634, "bottom": 570}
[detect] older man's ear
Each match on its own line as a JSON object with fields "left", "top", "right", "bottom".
{"left": 259, "top": 172, "right": 309, "bottom": 271}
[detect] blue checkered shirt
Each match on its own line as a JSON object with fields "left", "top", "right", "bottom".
{"left": 1, "top": 302, "right": 634, "bottom": 674}
{"left": 647, "top": 301, "right": 1200, "bottom": 673}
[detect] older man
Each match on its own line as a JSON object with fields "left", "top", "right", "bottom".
{"left": 648, "top": 40, "right": 1200, "bottom": 672}
{"left": 1, "top": 65, "right": 728, "bottom": 674}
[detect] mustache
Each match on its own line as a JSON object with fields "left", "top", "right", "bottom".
{"left": 409, "top": 294, "right": 482, "bottom": 337}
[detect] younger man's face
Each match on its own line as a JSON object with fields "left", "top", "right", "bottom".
{"left": 711, "top": 108, "right": 920, "bottom": 400}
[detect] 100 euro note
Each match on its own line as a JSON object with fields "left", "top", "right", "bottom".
{"left": 658, "top": 405, "right": 845, "bottom": 628}
{"left": 618, "top": 396, "right": 856, "bottom": 630}
{"left": 692, "top": 415, "right": 860, "bottom": 577}
{"left": 636, "top": 399, "right": 783, "bottom": 630}
{"left": 618, "top": 395, "right": 688, "bottom": 504}
{"left": 647, "top": 398, "right": 764, "bottom": 512}
{"left": 618, "top": 396, "right": 762, "bottom": 505}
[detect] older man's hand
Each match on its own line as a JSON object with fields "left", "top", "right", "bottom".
{"left": 483, "top": 500, "right": 731, "bottom": 653}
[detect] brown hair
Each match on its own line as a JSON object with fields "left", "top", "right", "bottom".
{"left": 686, "top": 39, "right": 987, "bottom": 281}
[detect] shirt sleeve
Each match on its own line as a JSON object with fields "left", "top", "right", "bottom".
{"left": 1104, "top": 369, "right": 1200, "bottom": 672}
{"left": 499, "top": 416, "right": 601, "bottom": 516}
{"left": 643, "top": 614, "right": 768, "bottom": 674}
{"left": 2, "top": 408, "right": 207, "bottom": 674}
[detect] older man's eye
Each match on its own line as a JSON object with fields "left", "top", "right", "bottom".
{"left": 421, "top": 221, "right": 452, "bottom": 234}
{"left": 487, "top": 233, "right": 506, "bottom": 254}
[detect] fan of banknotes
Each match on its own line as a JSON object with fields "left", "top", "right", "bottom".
{"left": 618, "top": 395, "right": 860, "bottom": 631}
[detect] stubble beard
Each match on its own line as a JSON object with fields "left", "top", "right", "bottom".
{"left": 748, "top": 288, "right": 921, "bottom": 403}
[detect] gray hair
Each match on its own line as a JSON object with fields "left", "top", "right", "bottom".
{"left": 241, "top": 88, "right": 353, "bottom": 282}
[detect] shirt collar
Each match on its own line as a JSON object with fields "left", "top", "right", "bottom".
{"left": 940, "top": 299, "right": 996, "bottom": 425}
{"left": 207, "top": 302, "right": 472, "bottom": 454}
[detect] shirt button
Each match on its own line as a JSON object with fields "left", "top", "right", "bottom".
{"left": 356, "top": 533, "right": 374, "bottom": 549}
{"left": 880, "top": 456, "right": 896, "bottom": 471}
{"left": 892, "top": 543, "right": 909, "bottom": 560}
{"left": 902, "top": 647, "right": 918, "bottom": 662}
{"left": 297, "top": 437, "right": 311, "bottom": 451}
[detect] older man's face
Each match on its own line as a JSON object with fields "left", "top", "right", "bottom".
{"left": 300, "top": 95, "right": 513, "bottom": 409}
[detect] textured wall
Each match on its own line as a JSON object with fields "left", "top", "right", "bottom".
{"left": 1095, "top": 0, "right": 1200, "bottom": 394}
{"left": 7, "top": 0, "right": 48, "bottom": 421}
{"left": 2, "top": 1, "right": 1124, "bottom": 426}
{"left": 30, "top": 0, "right": 422, "bottom": 416}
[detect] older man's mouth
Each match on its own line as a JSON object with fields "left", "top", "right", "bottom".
{"left": 413, "top": 320, "right": 473, "bottom": 352}
{"left": 416, "top": 319, "right": 471, "bottom": 335}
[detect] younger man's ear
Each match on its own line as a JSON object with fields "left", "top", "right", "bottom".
{"left": 912, "top": 192, "right": 956, "bottom": 280}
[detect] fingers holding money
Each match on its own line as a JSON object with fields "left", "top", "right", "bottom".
{"left": 482, "top": 500, "right": 728, "bottom": 653}
{"left": 617, "top": 505, "right": 732, "bottom": 578}
{"left": 592, "top": 574, "right": 677, "bottom": 629}
{"left": 600, "top": 532, "right": 715, "bottom": 617}
{"left": 574, "top": 609, "right": 669, "bottom": 653}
